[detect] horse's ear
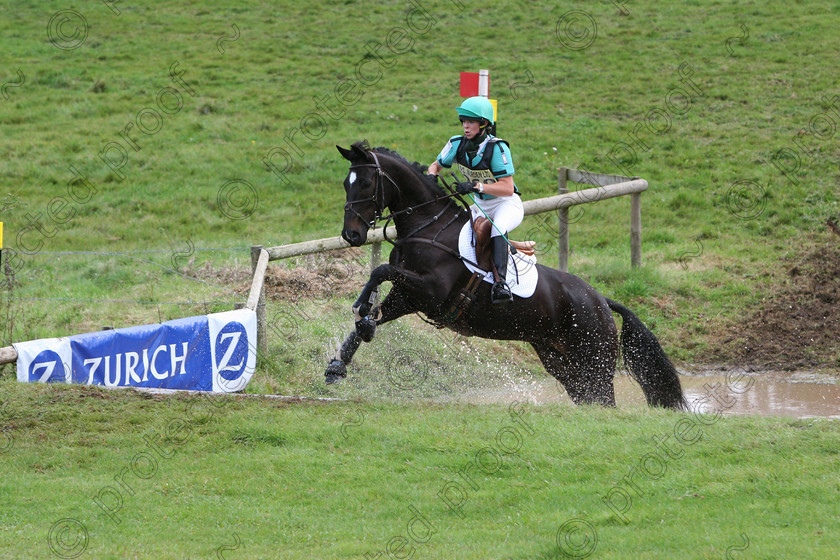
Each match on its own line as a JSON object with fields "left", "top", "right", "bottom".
{"left": 337, "top": 145, "right": 354, "bottom": 161}
{"left": 351, "top": 143, "right": 372, "bottom": 162}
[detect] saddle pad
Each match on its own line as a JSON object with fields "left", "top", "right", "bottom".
{"left": 458, "top": 222, "right": 539, "bottom": 298}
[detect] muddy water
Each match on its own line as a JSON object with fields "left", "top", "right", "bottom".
{"left": 453, "top": 372, "right": 840, "bottom": 419}
{"left": 682, "top": 373, "right": 840, "bottom": 419}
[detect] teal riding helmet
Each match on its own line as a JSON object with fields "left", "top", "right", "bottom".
{"left": 456, "top": 96, "right": 495, "bottom": 124}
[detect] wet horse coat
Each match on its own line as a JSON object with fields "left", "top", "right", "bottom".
{"left": 327, "top": 142, "right": 685, "bottom": 409}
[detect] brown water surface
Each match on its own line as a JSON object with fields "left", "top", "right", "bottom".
{"left": 452, "top": 371, "right": 840, "bottom": 418}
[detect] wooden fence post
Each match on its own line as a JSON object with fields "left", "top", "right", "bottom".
{"left": 630, "top": 192, "right": 642, "bottom": 268}
{"left": 557, "top": 167, "right": 569, "bottom": 273}
{"left": 370, "top": 242, "right": 381, "bottom": 274}
{"left": 250, "top": 245, "right": 267, "bottom": 355}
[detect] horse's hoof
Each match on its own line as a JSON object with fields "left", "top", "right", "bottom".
{"left": 325, "top": 373, "right": 344, "bottom": 385}
{"left": 325, "top": 360, "right": 347, "bottom": 384}
{"left": 352, "top": 303, "right": 371, "bottom": 319}
{"left": 355, "top": 317, "right": 377, "bottom": 342}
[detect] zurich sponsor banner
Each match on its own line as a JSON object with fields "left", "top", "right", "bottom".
{"left": 13, "top": 309, "right": 256, "bottom": 393}
{"left": 15, "top": 337, "right": 73, "bottom": 384}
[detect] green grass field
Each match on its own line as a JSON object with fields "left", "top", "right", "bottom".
{"left": 1, "top": 380, "right": 838, "bottom": 560}
{"left": 1, "top": 0, "right": 839, "bottom": 558}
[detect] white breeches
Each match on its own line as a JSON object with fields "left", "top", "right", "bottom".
{"left": 471, "top": 194, "right": 524, "bottom": 237}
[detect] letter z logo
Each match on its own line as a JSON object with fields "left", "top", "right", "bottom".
{"left": 29, "top": 350, "right": 68, "bottom": 383}
{"left": 214, "top": 322, "right": 248, "bottom": 381}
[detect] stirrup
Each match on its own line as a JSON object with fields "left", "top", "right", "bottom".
{"left": 491, "top": 281, "right": 513, "bottom": 304}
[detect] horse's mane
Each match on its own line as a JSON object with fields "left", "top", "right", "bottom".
{"left": 351, "top": 140, "right": 446, "bottom": 196}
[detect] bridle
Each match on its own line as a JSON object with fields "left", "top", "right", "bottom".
{"left": 345, "top": 150, "right": 466, "bottom": 228}
{"left": 343, "top": 148, "right": 482, "bottom": 268}
{"left": 344, "top": 151, "right": 402, "bottom": 228}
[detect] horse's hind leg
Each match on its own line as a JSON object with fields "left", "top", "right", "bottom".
{"left": 531, "top": 342, "right": 616, "bottom": 407}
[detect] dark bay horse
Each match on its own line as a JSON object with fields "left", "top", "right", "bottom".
{"left": 326, "top": 141, "right": 686, "bottom": 409}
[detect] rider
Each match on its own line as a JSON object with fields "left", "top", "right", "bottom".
{"left": 426, "top": 96, "right": 524, "bottom": 304}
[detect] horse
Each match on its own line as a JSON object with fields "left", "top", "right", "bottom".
{"left": 325, "top": 141, "right": 686, "bottom": 409}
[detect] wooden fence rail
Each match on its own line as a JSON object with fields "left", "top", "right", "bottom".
{"left": 0, "top": 345, "right": 15, "bottom": 366}
{"left": 258, "top": 170, "right": 647, "bottom": 268}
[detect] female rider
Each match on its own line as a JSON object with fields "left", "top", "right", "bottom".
{"left": 426, "top": 96, "right": 524, "bottom": 304}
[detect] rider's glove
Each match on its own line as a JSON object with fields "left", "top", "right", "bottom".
{"left": 456, "top": 181, "right": 478, "bottom": 195}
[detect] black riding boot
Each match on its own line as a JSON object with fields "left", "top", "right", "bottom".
{"left": 491, "top": 235, "right": 513, "bottom": 304}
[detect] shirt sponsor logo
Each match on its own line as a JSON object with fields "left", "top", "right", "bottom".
{"left": 457, "top": 164, "right": 496, "bottom": 184}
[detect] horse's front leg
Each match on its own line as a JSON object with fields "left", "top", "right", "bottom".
{"left": 351, "top": 264, "right": 399, "bottom": 322}
{"left": 351, "top": 280, "right": 383, "bottom": 344}
{"left": 351, "top": 264, "right": 425, "bottom": 341}
{"left": 324, "top": 331, "right": 364, "bottom": 384}
{"left": 325, "top": 264, "right": 422, "bottom": 384}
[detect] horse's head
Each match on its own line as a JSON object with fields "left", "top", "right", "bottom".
{"left": 337, "top": 142, "right": 446, "bottom": 246}
{"left": 337, "top": 143, "right": 386, "bottom": 246}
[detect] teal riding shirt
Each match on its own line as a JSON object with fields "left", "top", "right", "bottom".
{"left": 436, "top": 134, "right": 517, "bottom": 199}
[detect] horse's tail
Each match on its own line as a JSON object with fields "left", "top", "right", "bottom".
{"left": 606, "top": 298, "right": 687, "bottom": 410}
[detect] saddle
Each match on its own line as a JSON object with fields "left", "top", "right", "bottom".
{"left": 473, "top": 217, "right": 536, "bottom": 272}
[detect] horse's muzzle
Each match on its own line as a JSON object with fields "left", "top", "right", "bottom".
{"left": 342, "top": 228, "right": 366, "bottom": 247}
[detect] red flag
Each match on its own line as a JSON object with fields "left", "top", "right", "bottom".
{"left": 460, "top": 72, "right": 480, "bottom": 97}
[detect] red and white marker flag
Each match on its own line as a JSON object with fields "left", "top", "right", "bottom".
{"left": 459, "top": 69, "right": 489, "bottom": 97}
{"left": 459, "top": 69, "right": 496, "bottom": 121}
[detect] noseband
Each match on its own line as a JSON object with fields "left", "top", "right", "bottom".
{"left": 344, "top": 151, "right": 401, "bottom": 228}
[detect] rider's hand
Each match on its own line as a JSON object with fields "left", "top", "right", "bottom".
{"left": 456, "top": 180, "right": 478, "bottom": 195}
